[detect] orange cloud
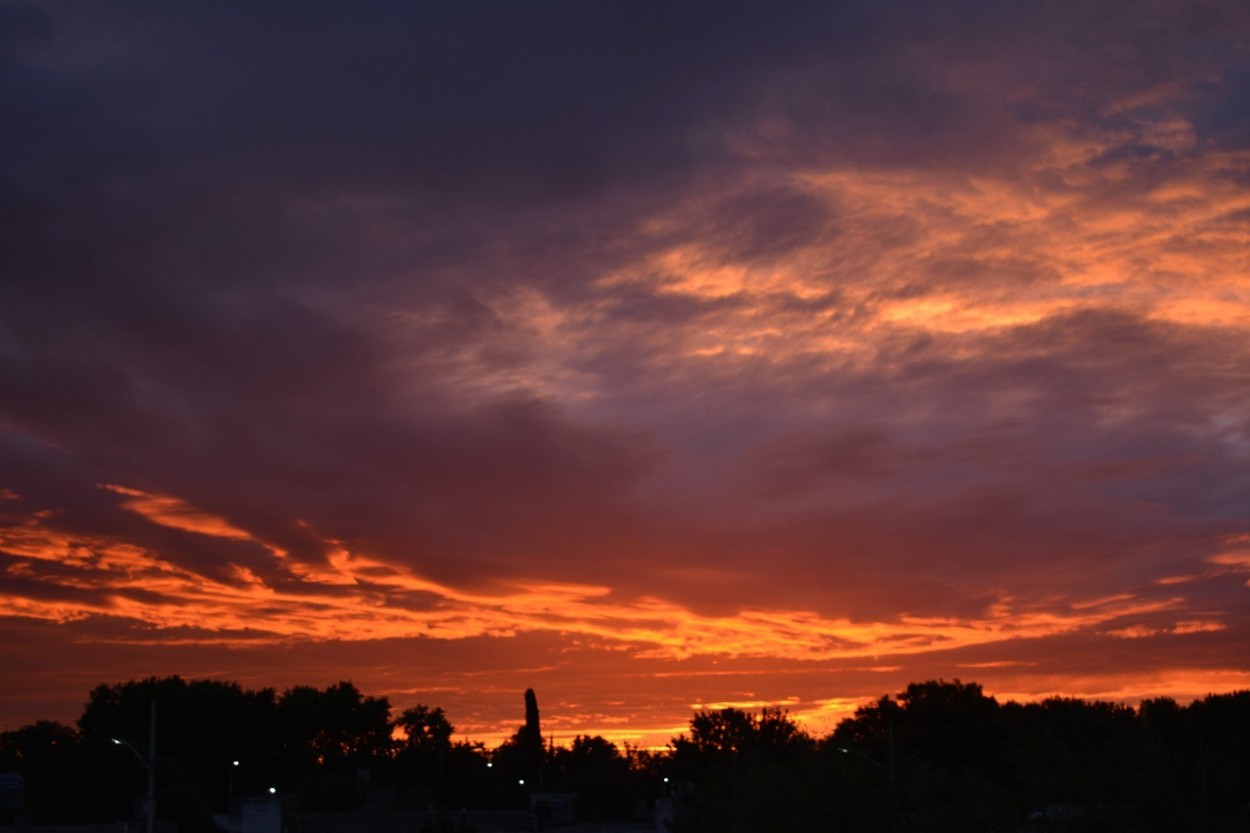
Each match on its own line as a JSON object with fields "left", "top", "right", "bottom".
{"left": 102, "top": 484, "right": 257, "bottom": 541}
{"left": 0, "top": 502, "right": 1217, "bottom": 671}
{"left": 558, "top": 116, "right": 1250, "bottom": 392}
{"left": 989, "top": 668, "right": 1250, "bottom": 709}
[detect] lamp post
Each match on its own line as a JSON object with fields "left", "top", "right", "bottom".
{"left": 837, "top": 745, "right": 894, "bottom": 782}
{"left": 111, "top": 699, "right": 156, "bottom": 833}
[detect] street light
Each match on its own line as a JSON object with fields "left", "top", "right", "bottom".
{"left": 837, "top": 745, "right": 895, "bottom": 784}
{"left": 111, "top": 738, "right": 155, "bottom": 833}
{"left": 110, "top": 699, "right": 156, "bottom": 833}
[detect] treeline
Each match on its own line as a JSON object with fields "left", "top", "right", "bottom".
{"left": 0, "top": 677, "right": 654, "bottom": 831}
{"left": 669, "top": 681, "right": 1250, "bottom": 832}
{"left": 1, "top": 677, "right": 1248, "bottom": 832}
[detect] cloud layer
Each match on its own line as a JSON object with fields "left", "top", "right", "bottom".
{"left": 2, "top": 0, "right": 1249, "bottom": 743}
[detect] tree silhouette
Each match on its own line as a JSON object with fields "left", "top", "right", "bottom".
{"left": 78, "top": 676, "right": 278, "bottom": 829}
{"left": 488, "top": 687, "right": 550, "bottom": 807}
{"left": 549, "top": 735, "right": 632, "bottom": 819}
{"left": 394, "top": 704, "right": 454, "bottom": 810}
{"left": 275, "top": 681, "right": 391, "bottom": 810}
{"left": 519, "top": 688, "right": 544, "bottom": 787}
{"left": 0, "top": 720, "right": 108, "bottom": 823}
{"left": 671, "top": 707, "right": 823, "bottom": 833}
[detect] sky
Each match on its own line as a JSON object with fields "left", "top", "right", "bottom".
{"left": 2, "top": 0, "right": 1249, "bottom": 748}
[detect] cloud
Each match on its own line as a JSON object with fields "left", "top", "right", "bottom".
{"left": 1, "top": 0, "right": 1248, "bottom": 741}
{"left": 2, "top": 488, "right": 1241, "bottom": 674}
{"left": 103, "top": 484, "right": 257, "bottom": 542}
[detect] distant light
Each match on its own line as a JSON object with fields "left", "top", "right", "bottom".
{"left": 232, "top": 760, "right": 240, "bottom": 767}
{"left": 268, "top": 787, "right": 277, "bottom": 795}
{"left": 662, "top": 777, "right": 669, "bottom": 783}
{"left": 486, "top": 762, "right": 493, "bottom": 768}
{"left": 517, "top": 779, "right": 525, "bottom": 786}
{"left": 112, "top": 739, "right": 122, "bottom": 745}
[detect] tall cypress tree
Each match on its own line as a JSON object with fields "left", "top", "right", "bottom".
{"left": 523, "top": 689, "right": 543, "bottom": 787}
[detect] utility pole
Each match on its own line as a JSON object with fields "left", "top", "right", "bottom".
{"left": 146, "top": 700, "right": 156, "bottom": 833}
{"left": 887, "top": 717, "right": 896, "bottom": 786}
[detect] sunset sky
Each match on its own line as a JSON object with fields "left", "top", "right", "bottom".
{"left": 2, "top": 1, "right": 1249, "bottom": 748}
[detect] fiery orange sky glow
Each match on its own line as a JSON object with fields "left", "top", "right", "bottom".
{"left": 2, "top": 1, "right": 1249, "bottom": 748}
